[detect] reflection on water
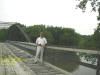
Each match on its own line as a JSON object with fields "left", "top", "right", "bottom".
{"left": 44, "top": 48, "right": 80, "bottom": 72}
{"left": 44, "top": 49, "right": 96, "bottom": 75}
{"left": 9, "top": 42, "right": 97, "bottom": 75}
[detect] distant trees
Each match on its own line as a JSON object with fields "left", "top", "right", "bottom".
{"left": 26, "top": 25, "right": 81, "bottom": 46}
{"left": 76, "top": 0, "right": 100, "bottom": 50}
{"left": 0, "top": 23, "right": 100, "bottom": 50}
{"left": 59, "top": 28, "right": 81, "bottom": 46}
{"left": 46, "top": 26, "right": 81, "bottom": 46}
{"left": 93, "top": 23, "right": 100, "bottom": 48}
{"left": 0, "top": 29, "right": 8, "bottom": 42}
{"left": 78, "top": 35, "right": 96, "bottom": 49}
{"left": 46, "top": 26, "right": 62, "bottom": 44}
{"left": 78, "top": 23, "right": 100, "bottom": 50}
{"left": 26, "top": 25, "right": 54, "bottom": 44}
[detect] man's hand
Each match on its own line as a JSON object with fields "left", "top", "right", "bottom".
{"left": 36, "top": 43, "right": 41, "bottom": 46}
{"left": 38, "top": 44, "right": 41, "bottom": 46}
{"left": 43, "top": 44, "right": 46, "bottom": 48}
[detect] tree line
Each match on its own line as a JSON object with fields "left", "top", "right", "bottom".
{"left": 0, "top": 23, "right": 100, "bottom": 50}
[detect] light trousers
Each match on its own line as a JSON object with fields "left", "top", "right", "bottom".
{"left": 34, "top": 46, "right": 44, "bottom": 63}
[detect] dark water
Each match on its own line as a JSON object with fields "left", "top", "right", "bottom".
{"left": 44, "top": 48, "right": 97, "bottom": 75}
{"left": 9, "top": 42, "right": 97, "bottom": 75}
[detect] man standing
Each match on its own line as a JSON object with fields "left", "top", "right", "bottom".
{"left": 34, "top": 32, "right": 47, "bottom": 64}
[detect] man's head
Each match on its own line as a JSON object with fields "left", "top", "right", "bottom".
{"left": 40, "top": 32, "right": 44, "bottom": 38}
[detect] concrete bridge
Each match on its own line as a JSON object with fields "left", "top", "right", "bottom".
{"left": 0, "top": 41, "right": 99, "bottom": 75}
{"left": 0, "top": 42, "right": 72, "bottom": 75}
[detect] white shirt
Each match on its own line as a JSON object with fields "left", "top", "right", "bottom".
{"left": 36, "top": 37, "right": 47, "bottom": 46}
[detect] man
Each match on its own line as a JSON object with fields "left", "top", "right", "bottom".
{"left": 34, "top": 32, "right": 47, "bottom": 64}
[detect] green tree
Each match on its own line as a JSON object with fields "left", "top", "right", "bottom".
{"left": 79, "top": 35, "right": 97, "bottom": 49}
{"left": 76, "top": 0, "right": 100, "bottom": 49}
{"left": 46, "top": 26, "right": 62, "bottom": 44}
{"left": 93, "top": 23, "right": 100, "bottom": 48}
{"left": 59, "top": 28, "right": 81, "bottom": 46}
{"left": 76, "top": 0, "right": 100, "bottom": 12}
{"left": 0, "top": 29, "right": 8, "bottom": 42}
{"left": 26, "top": 25, "right": 54, "bottom": 44}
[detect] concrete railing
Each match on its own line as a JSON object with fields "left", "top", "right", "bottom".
{"left": 10, "top": 41, "right": 100, "bottom": 55}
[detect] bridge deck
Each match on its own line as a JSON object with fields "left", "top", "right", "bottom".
{"left": 0, "top": 43, "right": 71, "bottom": 75}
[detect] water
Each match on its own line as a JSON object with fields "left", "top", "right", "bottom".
{"left": 9, "top": 43, "right": 97, "bottom": 75}
{"left": 72, "top": 65, "right": 96, "bottom": 75}
{"left": 44, "top": 48, "right": 97, "bottom": 75}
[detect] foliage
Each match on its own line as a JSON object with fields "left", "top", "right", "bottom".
{"left": 93, "top": 23, "right": 100, "bottom": 48}
{"left": 79, "top": 35, "right": 96, "bottom": 49}
{"left": 46, "top": 26, "right": 62, "bottom": 44}
{"left": 26, "top": 25, "right": 54, "bottom": 43}
{"left": 0, "top": 29, "right": 8, "bottom": 42}
{"left": 76, "top": 0, "right": 100, "bottom": 50}
{"left": 1, "top": 23, "right": 98, "bottom": 49}
{"left": 76, "top": 0, "right": 100, "bottom": 12}
{"left": 10, "top": 24, "right": 82, "bottom": 46}
{"left": 59, "top": 28, "right": 81, "bottom": 46}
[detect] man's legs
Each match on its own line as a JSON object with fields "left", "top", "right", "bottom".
{"left": 40, "top": 47, "right": 44, "bottom": 63}
{"left": 34, "top": 46, "right": 41, "bottom": 63}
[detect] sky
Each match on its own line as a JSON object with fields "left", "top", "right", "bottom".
{"left": 0, "top": 0, "right": 99, "bottom": 35}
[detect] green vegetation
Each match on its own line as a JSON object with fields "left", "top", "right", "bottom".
{"left": 0, "top": 23, "right": 99, "bottom": 50}
{"left": 76, "top": 0, "right": 100, "bottom": 12}
{"left": 76, "top": 0, "right": 100, "bottom": 50}
{"left": 0, "top": 0, "right": 99, "bottom": 50}
{"left": 26, "top": 25, "right": 54, "bottom": 43}
{"left": 26, "top": 24, "right": 81, "bottom": 46}
{"left": 0, "top": 29, "right": 8, "bottom": 42}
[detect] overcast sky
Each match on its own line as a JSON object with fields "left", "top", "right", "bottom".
{"left": 0, "top": 0, "right": 98, "bottom": 35}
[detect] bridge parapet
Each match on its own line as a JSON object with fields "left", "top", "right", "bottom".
{"left": 9, "top": 41, "right": 100, "bottom": 55}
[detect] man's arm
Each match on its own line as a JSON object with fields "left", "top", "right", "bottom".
{"left": 45, "top": 38, "right": 47, "bottom": 45}
{"left": 36, "top": 37, "right": 42, "bottom": 46}
{"left": 36, "top": 38, "right": 39, "bottom": 46}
